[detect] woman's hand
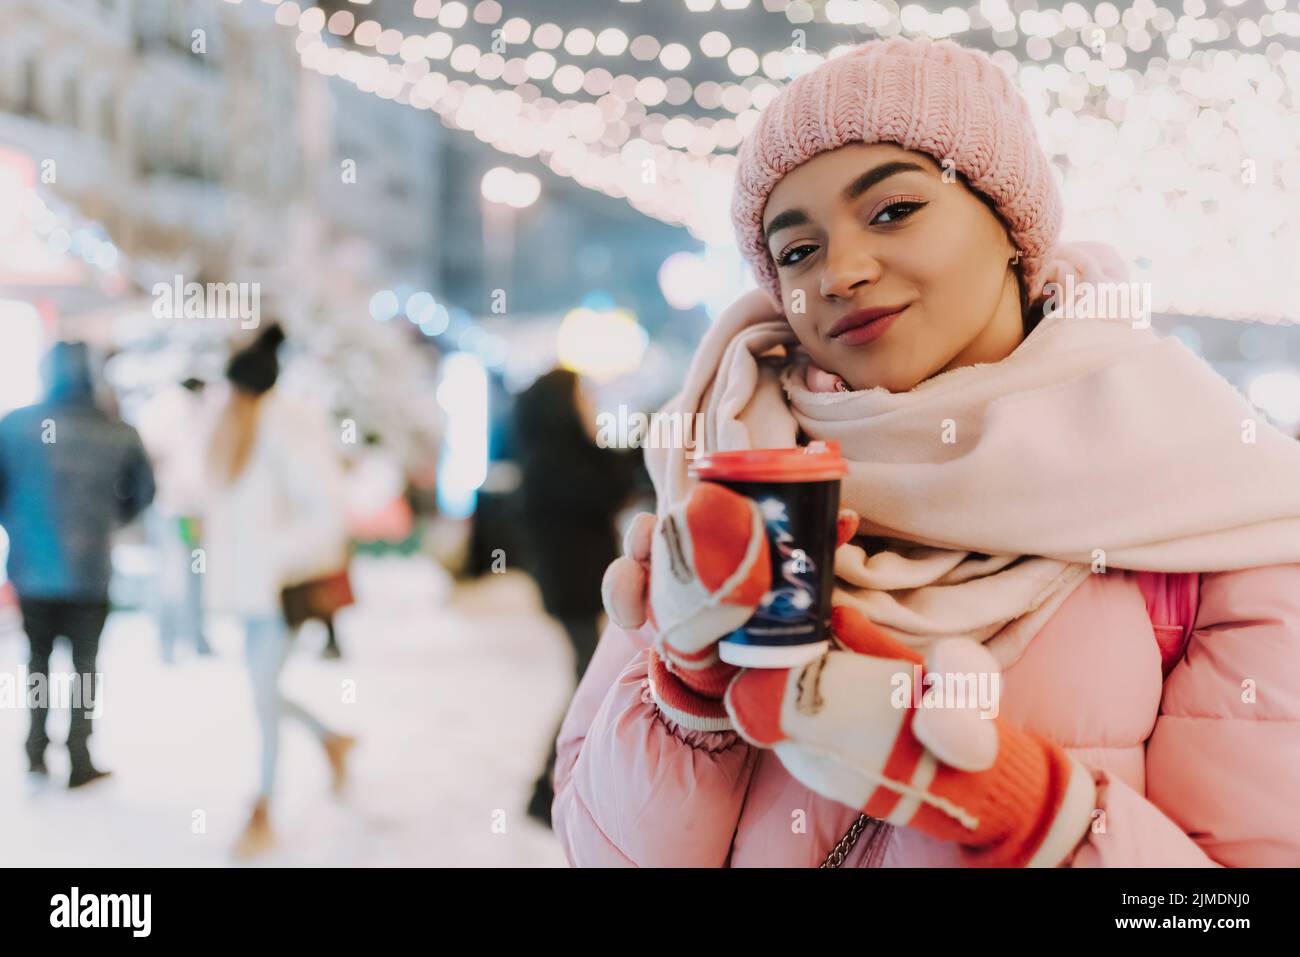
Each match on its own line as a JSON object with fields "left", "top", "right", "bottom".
{"left": 724, "top": 606, "right": 1098, "bottom": 867}
{"left": 601, "top": 487, "right": 861, "bottom": 732}
{"left": 601, "top": 511, "right": 655, "bottom": 631}
{"left": 601, "top": 483, "right": 769, "bottom": 731}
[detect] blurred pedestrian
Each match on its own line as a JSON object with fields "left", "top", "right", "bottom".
{"left": 137, "top": 375, "right": 214, "bottom": 662}
{"left": 0, "top": 341, "right": 156, "bottom": 787}
{"left": 201, "top": 324, "right": 355, "bottom": 859}
{"left": 511, "top": 368, "right": 636, "bottom": 826}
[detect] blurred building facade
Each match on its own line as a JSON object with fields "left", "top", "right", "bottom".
{"left": 0, "top": 0, "right": 440, "bottom": 317}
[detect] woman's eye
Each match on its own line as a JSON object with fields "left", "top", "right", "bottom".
{"left": 776, "top": 243, "right": 817, "bottom": 267}
{"left": 871, "top": 200, "right": 925, "bottom": 225}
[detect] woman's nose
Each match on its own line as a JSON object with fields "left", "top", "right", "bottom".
{"left": 819, "top": 240, "right": 881, "bottom": 300}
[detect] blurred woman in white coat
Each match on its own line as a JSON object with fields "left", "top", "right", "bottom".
{"left": 202, "top": 324, "right": 355, "bottom": 859}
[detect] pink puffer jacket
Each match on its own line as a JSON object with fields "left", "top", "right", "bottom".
{"left": 552, "top": 564, "right": 1300, "bottom": 866}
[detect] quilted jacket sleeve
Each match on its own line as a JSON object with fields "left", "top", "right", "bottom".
{"left": 552, "top": 619, "right": 758, "bottom": 866}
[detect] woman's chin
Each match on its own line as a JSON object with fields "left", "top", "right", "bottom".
{"left": 833, "top": 354, "right": 928, "bottom": 394}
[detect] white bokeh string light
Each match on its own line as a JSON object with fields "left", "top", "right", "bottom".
{"left": 261, "top": 0, "right": 1300, "bottom": 321}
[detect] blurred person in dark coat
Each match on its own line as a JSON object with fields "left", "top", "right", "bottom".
{"left": 0, "top": 341, "right": 156, "bottom": 787}
{"left": 512, "top": 368, "right": 636, "bottom": 826}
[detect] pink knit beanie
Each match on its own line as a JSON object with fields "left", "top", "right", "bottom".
{"left": 732, "top": 36, "right": 1063, "bottom": 305}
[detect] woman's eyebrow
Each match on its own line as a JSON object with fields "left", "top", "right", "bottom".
{"left": 840, "top": 160, "right": 927, "bottom": 203}
{"left": 764, "top": 208, "right": 810, "bottom": 243}
{"left": 764, "top": 160, "right": 928, "bottom": 244}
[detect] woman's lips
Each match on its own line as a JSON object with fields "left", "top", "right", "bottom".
{"left": 828, "top": 305, "right": 908, "bottom": 346}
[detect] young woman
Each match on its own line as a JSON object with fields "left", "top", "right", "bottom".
{"left": 552, "top": 36, "right": 1300, "bottom": 867}
{"left": 203, "top": 325, "right": 356, "bottom": 858}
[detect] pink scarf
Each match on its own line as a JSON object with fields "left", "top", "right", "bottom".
{"left": 645, "top": 242, "right": 1300, "bottom": 666}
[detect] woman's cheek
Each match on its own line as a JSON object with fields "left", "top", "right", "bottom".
{"left": 928, "top": 221, "right": 1007, "bottom": 304}
{"left": 781, "top": 280, "right": 812, "bottom": 322}
{"left": 784, "top": 309, "right": 819, "bottom": 351}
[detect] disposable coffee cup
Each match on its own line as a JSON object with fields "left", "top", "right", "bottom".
{"left": 689, "top": 441, "right": 848, "bottom": 669}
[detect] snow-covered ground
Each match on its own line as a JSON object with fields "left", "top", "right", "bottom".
{"left": 0, "top": 558, "right": 573, "bottom": 867}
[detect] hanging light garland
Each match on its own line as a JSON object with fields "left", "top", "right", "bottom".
{"left": 281, "top": 0, "right": 1300, "bottom": 179}
{"left": 242, "top": 0, "right": 1300, "bottom": 322}
{"left": 280, "top": 0, "right": 1300, "bottom": 184}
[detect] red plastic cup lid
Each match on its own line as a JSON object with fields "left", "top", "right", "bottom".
{"left": 689, "top": 440, "right": 848, "bottom": 483}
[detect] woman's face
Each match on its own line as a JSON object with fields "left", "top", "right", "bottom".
{"left": 762, "top": 142, "right": 1025, "bottom": 392}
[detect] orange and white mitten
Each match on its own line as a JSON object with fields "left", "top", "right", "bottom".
{"left": 643, "top": 482, "right": 770, "bottom": 731}
{"left": 724, "top": 606, "right": 1097, "bottom": 867}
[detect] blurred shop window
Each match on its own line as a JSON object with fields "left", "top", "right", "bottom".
{"left": 169, "top": 1, "right": 208, "bottom": 60}
{"left": 132, "top": 0, "right": 171, "bottom": 53}
{"left": 97, "top": 0, "right": 132, "bottom": 36}
{"left": 131, "top": 110, "right": 152, "bottom": 177}
{"left": 168, "top": 3, "right": 188, "bottom": 56}
{"left": 128, "top": 110, "right": 145, "bottom": 177}
{"left": 97, "top": 86, "right": 117, "bottom": 144}
{"left": 170, "top": 111, "right": 208, "bottom": 181}
{"left": 386, "top": 175, "right": 410, "bottom": 202}
{"left": 19, "top": 56, "right": 38, "bottom": 118}
{"left": 61, "top": 73, "right": 79, "bottom": 129}
{"left": 0, "top": 301, "right": 44, "bottom": 416}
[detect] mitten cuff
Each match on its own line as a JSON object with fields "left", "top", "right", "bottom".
{"left": 935, "top": 722, "right": 1097, "bottom": 868}
{"left": 659, "top": 642, "right": 741, "bottom": 699}
{"left": 916, "top": 721, "right": 1097, "bottom": 868}
{"left": 647, "top": 649, "right": 734, "bottom": 733}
